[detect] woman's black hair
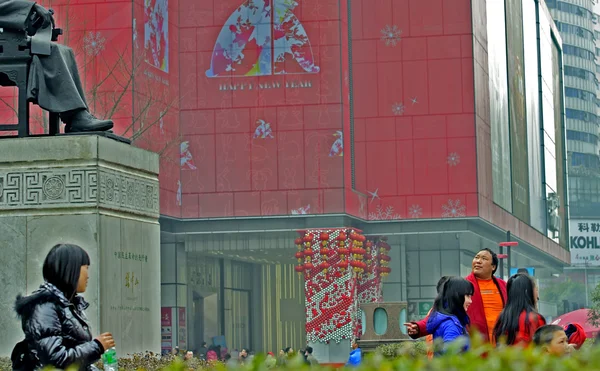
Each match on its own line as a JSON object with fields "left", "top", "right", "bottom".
{"left": 493, "top": 273, "right": 543, "bottom": 345}
{"left": 436, "top": 276, "right": 450, "bottom": 294}
{"left": 42, "top": 243, "right": 90, "bottom": 300}
{"left": 432, "top": 276, "right": 474, "bottom": 326}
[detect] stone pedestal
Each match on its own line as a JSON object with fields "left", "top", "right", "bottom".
{"left": 0, "top": 135, "right": 160, "bottom": 356}
{"left": 358, "top": 302, "right": 411, "bottom": 353}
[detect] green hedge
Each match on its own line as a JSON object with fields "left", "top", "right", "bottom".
{"left": 3, "top": 338, "right": 600, "bottom": 371}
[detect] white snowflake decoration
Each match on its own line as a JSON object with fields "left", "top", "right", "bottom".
{"left": 380, "top": 25, "right": 402, "bottom": 47}
{"left": 83, "top": 32, "right": 106, "bottom": 56}
{"left": 392, "top": 102, "right": 405, "bottom": 116}
{"left": 441, "top": 199, "right": 466, "bottom": 218}
{"left": 408, "top": 204, "right": 422, "bottom": 218}
{"left": 447, "top": 152, "right": 460, "bottom": 167}
{"left": 411, "top": 97, "right": 418, "bottom": 105}
{"left": 369, "top": 204, "right": 401, "bottom": 220}
{"left": 368, "top": 188, "right": 380, "bottom": 203}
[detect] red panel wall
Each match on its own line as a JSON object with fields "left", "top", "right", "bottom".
{"left": 349, "top": 0, "right": 478, "bottom": 220}
{"left": 0, "top": 0, "right": 182, "bottom": 217}
{"left": 0, "top": 0, "right": 478, "bottom": 220}
{"left": 179, "top": 0, "right": 344, "bottom": 218}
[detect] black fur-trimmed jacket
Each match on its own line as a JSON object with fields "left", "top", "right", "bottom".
{"left": 14, "top": 283, "right": 104, "bottom": 371}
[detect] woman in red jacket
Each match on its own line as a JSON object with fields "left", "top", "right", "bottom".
{"left": 492, "top": 273, "right": 545, "bottom": 346}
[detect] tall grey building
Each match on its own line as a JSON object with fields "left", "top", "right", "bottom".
{"left": 547, "top": 0, "right": 600, "bottom": 309}
{"left": 547, "top": 0, "right": 600, "bottom": 219}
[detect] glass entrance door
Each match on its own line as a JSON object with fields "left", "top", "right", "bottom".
{"left": 224, "top": 288, "right": 251, "bottom": 351}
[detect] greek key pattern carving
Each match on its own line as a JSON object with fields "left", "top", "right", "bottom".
{"left": 98, "top": 169, "right": 159, "bottom": 216}
{"left": 0, "top": 169, "right": 97, "bottom": 206}
{"left": 0, "top": 168, "right": 158, "bottom": 217}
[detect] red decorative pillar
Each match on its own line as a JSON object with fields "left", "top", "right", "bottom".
{"left": 293, "top": 229, "right": 392, "bottom": 363}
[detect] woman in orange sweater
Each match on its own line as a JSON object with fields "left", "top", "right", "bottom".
{"left": 492, "top": 273, "right": 546, "bottom": 346}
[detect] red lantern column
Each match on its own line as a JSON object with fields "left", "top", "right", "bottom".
{"left": 295, "top": 237, "right": 305, "bottom": 276}
{"left": 378, "top": 238, "right": 392, "bottom": 278}
{"left": 294, "top": 228, "right": 366, "bottom": 347}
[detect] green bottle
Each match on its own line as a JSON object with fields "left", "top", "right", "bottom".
{"left": 102, "top": 347, "right": 118, "bottom": 371}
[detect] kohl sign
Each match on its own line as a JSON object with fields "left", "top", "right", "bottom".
{"left": 570, "top": 220, "right": 600, "bottom": 266}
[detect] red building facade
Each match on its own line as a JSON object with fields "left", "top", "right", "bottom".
{"left": 10, "top": 0, "right": 536, "bottom": 226}
{"left": 0, "top": 0, "right": 571, "bottom": 356}
{"left": 174, "top": 0, "right": 479, "bottom": 222}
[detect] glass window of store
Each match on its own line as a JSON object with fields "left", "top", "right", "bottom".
{"left": 487, "top": 0, "right": 513, "bottom": 211}
{"left": 538, "top": 10, "right": 569, "bottom": 246}
{"left": 183, "top": 232, "right": 307, "bottom": 354}
{"left": 506, "top": 0, "right": 531, "bottom": 223}
{"left": 552, "top": 37, "right": 569, "bottom": 247}
{"left": 405, "top": 232, "right": 465, "bottom": 321}
{"left": 524, "top": 0, "right": 545, "bottom": 231}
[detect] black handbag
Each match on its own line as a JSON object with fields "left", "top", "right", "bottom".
{"left": 11, "top": 339, "right": 37, "bottom": 371}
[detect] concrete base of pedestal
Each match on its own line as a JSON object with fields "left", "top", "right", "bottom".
{"left": 0, "top": 135, "right": 161, "bottom": 356}
{"left": 309, "top": 339, "right": 351, "bottom": 365}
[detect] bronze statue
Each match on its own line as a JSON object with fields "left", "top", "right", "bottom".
{"left": 0, "top": 0, "right": 113, "bottom": 132}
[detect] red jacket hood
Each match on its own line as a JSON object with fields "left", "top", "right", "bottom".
{"left": 465, "top": 273, "right": 507, "bottom": 341}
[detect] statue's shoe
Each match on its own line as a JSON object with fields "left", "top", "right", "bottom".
{"left": 65, "top": 110, "right": 113, "bottom": 132}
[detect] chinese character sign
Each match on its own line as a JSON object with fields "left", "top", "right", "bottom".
{"left": 178, "top": 307, "right": 187, "bottom": 349}
{"left": 125, "top": 272, "right": 140, "bottom": 292}
{"left": 569, "top": 220, "right": 600, "bottom": 266}
{"left": 161, "top": 307, "right": 173, "bottom": 352}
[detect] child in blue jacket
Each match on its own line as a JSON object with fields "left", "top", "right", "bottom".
{"left": 346, "top": 339, "right": 361, "bottom": 366}
{"left": 426, "top": 276, "right": 474, "bottom": 355}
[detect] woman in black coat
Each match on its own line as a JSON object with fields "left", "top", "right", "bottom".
{"left": 13, "top": 244, "right": 115, "bottom": 370}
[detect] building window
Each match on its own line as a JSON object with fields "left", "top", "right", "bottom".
{"left": 571, "top": 152, "right": 600, "bottom": 168}
{"left": 566, "top": 108, "right": 599, "bottom": 124}
{"left": 563, "top": 44, "right": 596, "bottom": 60}
{"left": 565, "top": 87, "right": 597, "bottom": 102}
{"left": 555, "top": 22, "right": 595, "bottom": 41}
{"left": 564, "top": 65, "right": 596, "bottom": 81}
{"left": 567, "top": 130, "right": 599, "bottom": 145}
{"left": 547, "top": 1, "right": 593, "bottom": 20}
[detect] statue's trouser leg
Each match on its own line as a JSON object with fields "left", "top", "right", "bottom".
{"left": 28, "top": 43, "right": 88, "bottom": 116}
